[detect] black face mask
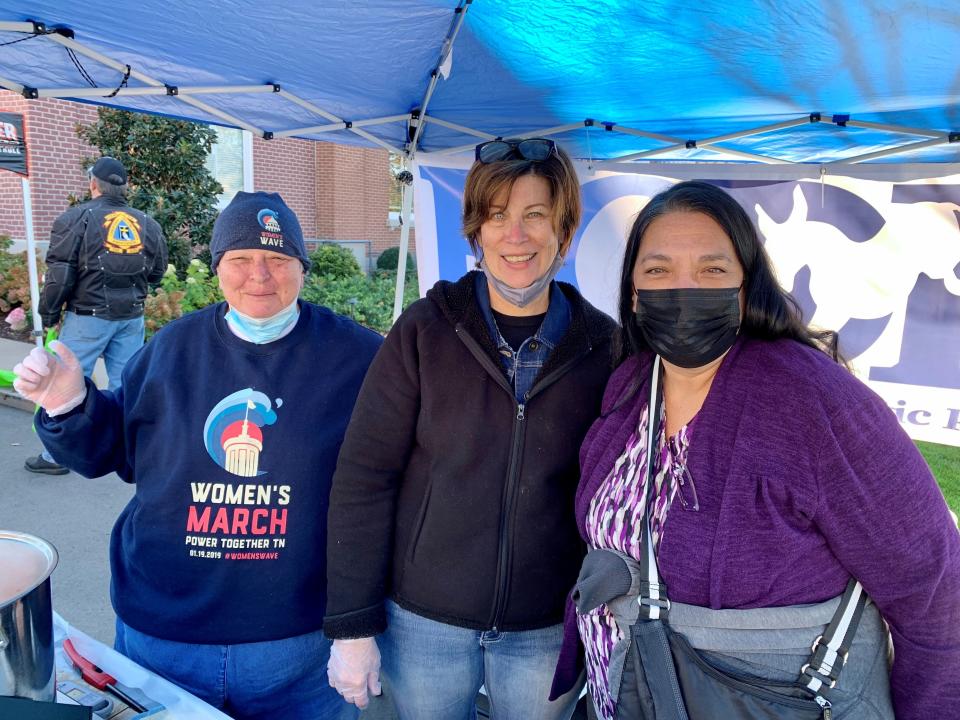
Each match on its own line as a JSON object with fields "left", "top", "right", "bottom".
{"left": 634, "top": 287, "right": 741, "bottom": 368}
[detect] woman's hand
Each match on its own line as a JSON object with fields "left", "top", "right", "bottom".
{"left": 328, "top": 637, "right": 382, "bottom": 709}
{"left": 12, "top": 340, "right": 87, "bottom": 416}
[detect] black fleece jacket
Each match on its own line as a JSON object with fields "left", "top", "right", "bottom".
{"left": 324, "top": 272, "right": 616, "bottom": 638}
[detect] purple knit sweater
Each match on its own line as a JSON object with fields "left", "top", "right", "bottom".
{"left": 551, "top": 336, "right": 960, "bottom": 716}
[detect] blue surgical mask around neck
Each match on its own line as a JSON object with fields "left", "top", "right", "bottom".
{"left": 479, "top": 252, "right": 564, "bottom": 309}
{"left": 225, "top": 299, "right": 300, "bottom": 344}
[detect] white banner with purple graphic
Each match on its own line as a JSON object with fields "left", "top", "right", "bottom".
{"left": 413, "top": 160, "right": 960, "bottom": 447}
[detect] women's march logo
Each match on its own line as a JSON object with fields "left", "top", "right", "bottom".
{"left": 257, "top": 207, "right": 284, "bottom": 248}
{"left": 203, "top": 389, "right": 279, "bottom": 477}
{"left": 257, "top": 208, "right": 281, "bottom": 232}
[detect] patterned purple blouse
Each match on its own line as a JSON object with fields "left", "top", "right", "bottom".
{"left": 576, "top": 403, "right": 695, "bottom": 720}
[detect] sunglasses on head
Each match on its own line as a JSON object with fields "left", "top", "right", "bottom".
{"left": 475, "top": 137, "right": 557, "bottom": 164}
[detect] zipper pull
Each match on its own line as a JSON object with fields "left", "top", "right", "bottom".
{"left": 817, "top": 698, "right": 832, "bottom": 720}
{"left": 517, "top": 403, "right": 525, "bottom": 421}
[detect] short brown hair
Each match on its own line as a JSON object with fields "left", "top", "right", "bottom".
{"left": 462, "top": 144, "right": 581, "bottom": 258}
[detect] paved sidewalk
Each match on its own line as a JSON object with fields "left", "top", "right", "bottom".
{"left": 0, "top": 401, "right": 131, "bottom": 644}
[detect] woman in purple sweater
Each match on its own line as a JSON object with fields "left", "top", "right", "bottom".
{"left": 551, "top": 181, "right": 960, "bottom": 719}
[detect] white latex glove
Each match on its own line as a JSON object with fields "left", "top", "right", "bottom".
{"left": 12, "top": 340, "right": 87, "bottom": 416}
{"left": 328, "top": 637, "right": 382, "bottom": 710}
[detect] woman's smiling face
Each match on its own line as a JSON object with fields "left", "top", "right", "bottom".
{"left": 478, "top": 173, "right": 559, "bottom": 301}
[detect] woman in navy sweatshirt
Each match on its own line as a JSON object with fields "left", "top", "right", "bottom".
{"left": 14, "top": 191, "right": 382, "bottom": 720}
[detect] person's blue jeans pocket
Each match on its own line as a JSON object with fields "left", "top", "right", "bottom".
{"left": 115, "top": 618, "right": 357, "bottom": 720}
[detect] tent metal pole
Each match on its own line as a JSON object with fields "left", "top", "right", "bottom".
{"left": 603, "top": 124, "right": 682, "bottom": 144}
{"left": 21, "top": 178, "right": 42, "bottom": 348}
{"left": 430, "top": 122, "right": 591, "bottom": 157}
{"left": 276, "top": 90, "right": 403, "bottom": 152}
{"left": 35, "top": 84, "right": 280, "bottom": 98}
{"left": 613, "top": 117, "right": 811, "bottom": 162}
{"left": 272, "top": 114, "right": 411, "bottom": 138}
{"left": 46, "top": 33, "right": 168, "bottom": 88}
{"left": 348, "top": 127, "right": 406, "bottom": 156}
{"left": 351, "top": 115, "right": 412, "bottom": 128}
{"left": 514, "top": 122, "right": 586, "bottom": 138}
{"left": 271, "top": 122, "right": 350, "bottom": 137}
{"left": 423, "top": 115, "right": 496, "bottom": 139}
{"left": 392, "top": 173, "right": 415, "bottom": 322}
{"left": 584, "top": 159, "right": 960, "bottom": 181}
{"left": 690, "top": 117, "right": 812, "bottom": 145}
{"left": 43, "top": 31, "right": 264, "bottom": 134}
{"left": 694, "top": 146, "right": 790, "bottom": 163}
{"left": 841, "top": 119, "right": 943, "bottom": 138}
{"left": 607, "top": 144, "right": 788, "bottom": 164}
{"left": 0, "top": 21, "right": 36, "bottom": 32}
{"left": 273, "top": 122, "right": 405, "bottom": 155}
{"left": 274, "top": 114, "right": 412, "bottom": 135}
{"left": 431, "top": 140, "right": 486, "bottom": 157}
{"left": 276, "top": 90, "right": 342, "bottom": 123}
{"left": 408, "top": 0, "right": 473, "bottom": 155}
{"left": 177, "top": 97, "right": 263, "bottom": 134}
{"left": 834, "top": 136, "right": 954, "bottom": 164}
{"left": 0, "top": 73, "right": 26, "bottom": 94}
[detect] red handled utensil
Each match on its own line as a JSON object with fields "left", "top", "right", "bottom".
{"left": 63, "top": 638, "right": 149, "bottom": 714}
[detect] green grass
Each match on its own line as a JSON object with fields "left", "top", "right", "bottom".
{"left": 917, "top": 441, "right": 960, "bottom": 518}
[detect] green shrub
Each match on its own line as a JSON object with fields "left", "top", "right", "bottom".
{"left": 144, "top": 259, "right": 222, "bottom": 337}
{"left": 160, "top": 259, "right": 223, "bottom": 314}
{"left": 144, "top": 286, "right": 184, "bottom": 339}
{"left": 0, "top": 235, "right": 44, "bottom": 315}
{"left": 309, "top": 244, "right": 363, "bottom": 280}
{"left": 142, "top": 251, "right": 418, "bottom": 337}
{"left": 376, "top": 246, "right": 415, "bottom": 273}
{"left": 301, "top": 269, "right": 419, "bottom": 334}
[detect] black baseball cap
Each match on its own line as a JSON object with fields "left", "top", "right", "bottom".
{"left": 89, "top": 156, "right": 127, "bottom": 186}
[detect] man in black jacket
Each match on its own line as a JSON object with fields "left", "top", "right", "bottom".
{"left": 25, "top": 156, "right": 166, "bottom": 474}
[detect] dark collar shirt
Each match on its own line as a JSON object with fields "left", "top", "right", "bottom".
{"left": 475, "top": 272, "right": 571, "bottom": 403}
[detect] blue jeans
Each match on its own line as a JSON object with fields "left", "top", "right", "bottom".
{"left": 115, "top": 618, "right": 357, "bottom": 720}
{"left": 59, "top": 311, "right": 145, "bottom": 391}
{"left": 379, "top": 601, "right": 584, "bottom": 720}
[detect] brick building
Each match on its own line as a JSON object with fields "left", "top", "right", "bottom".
{"left": 0, "top": 91, "right": 415, "bottom": 269}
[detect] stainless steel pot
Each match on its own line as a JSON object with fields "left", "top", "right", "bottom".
{"left": 0, "top": 530, "right": 59, "bottom": 701}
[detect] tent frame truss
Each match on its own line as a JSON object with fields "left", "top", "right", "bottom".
{"left": 2, "top": 16, "right": 956, "bottom": 169}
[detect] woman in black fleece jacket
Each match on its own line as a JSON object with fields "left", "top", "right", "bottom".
{"left": 324, "top": 139, "right": 615, "bottom": 719}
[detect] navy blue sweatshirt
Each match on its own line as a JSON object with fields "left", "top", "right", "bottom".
{"left": 37, "top": 301, "right": 382, "bottom": 644}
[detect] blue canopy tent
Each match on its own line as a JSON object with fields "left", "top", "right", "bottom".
{"left": 1, "top": 0, "right": 958, "bottom": 325}
{"left": 1, "top": 1, "right": 957, "bottom": 163}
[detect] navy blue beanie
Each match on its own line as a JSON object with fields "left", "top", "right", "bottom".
{"left": 210, "top": 191, "right": 311, "bottom": 272}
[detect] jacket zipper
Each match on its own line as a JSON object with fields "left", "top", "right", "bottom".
{"left": 455, "top": 325, "right": 592, "bottom": 630}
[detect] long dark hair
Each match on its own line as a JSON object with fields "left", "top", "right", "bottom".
{"left": 617, "top": 180, "right": 843, "bottom": 364}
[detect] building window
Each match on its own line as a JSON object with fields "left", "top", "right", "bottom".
{"left": 206, "top": 127, "right": 253, "bottom": 209}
